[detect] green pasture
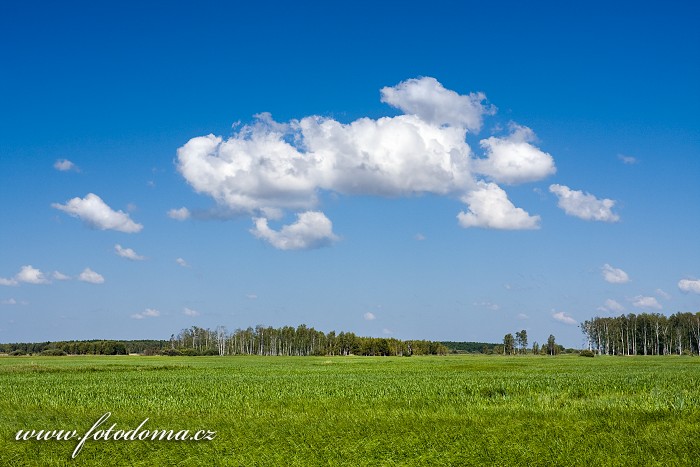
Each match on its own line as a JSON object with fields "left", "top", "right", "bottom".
{"left": 0, "top": 355, "right": 698, "bottom": 466}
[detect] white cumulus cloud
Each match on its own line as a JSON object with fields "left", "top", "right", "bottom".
{"left": 379, "top": 76, "right": 493, "bottom": 131}
{"left": 678, "top": 279, "right": 700, "bottom": 294}
{"left": 177, "top": 77, "right": 552, "bottom": 243}
{"left": 553, "top": 311, "right": 577, "bottom": 325}
{"left": 167, "top": 207, "right": 191, "bottom": 221}
{"left": 15, "top": 265, "right": 50, "bottom": 285}
{"left": 176, "top": 258, "right": 189, "bottom": 267}
{"left": 54, "top": 159, "right": 79, "bottom": 172}
{"left": 251, "top": 211, "right": 339, "bottom": 250}
{"left": 52, "top": 193, "right": 143, "bottom": 233}
{"left": 457, "top": 182, "right": 540, "bottom": 230}
{"left": 114, "top": 244, "right": 145, "bottom": 261}
{"left": 363, "top": 312, "right": 376, "bottom": 321}
{"left": 78, "top": 268, "right": 104, "bottom": 284}
{"left": 474, "top": 124, "right": 556, "bottom": 184}
{"left": 549, "top": 184, "right": 619, "bottom": 222}
{"left": 632, "top": 295, "right": 662, "bottom": 309}
{"left": 178, "top": 112, "right": 474, "bottom": 211}
{"left": 601, "top": 264, "right": 630, "bottom": 284}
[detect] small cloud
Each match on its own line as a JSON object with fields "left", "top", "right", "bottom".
{"left": 115, "top": 244, "right": 145, "bottom": 261}
{"left": 52, "top": 193, "right": 143, "bottom": 233}
{"left": 382, "top": 328, "right": 393, "bottom": 335}
{"left": 380, "top": 76, "right": 494, "bottom": 130}
{"left": 552, "top": 311, "right": 577, "bottom": 325}
{"left": 550, "top": 184, "right": 620, "bottom": 222}
{"left": 517, "top": 313, "right": 529, "bottom": 320}
{"left": 16, "top": 265, "right": 50, "bottom": 285}
{"left": 678, "top": 279, "right": 700, "bottom": 294}
{"left": 52, "top": 271, "right": 71, "bottom": 281}
{"left": 474, "top": 301, "right": 500, "bottom": 311}
{"left": 54, "top": 159, "right": 80, "bottom": 172}
{"left": 132, "top": 308, "right": 160, "bottom": 319}
{"left": 474, "top": 123, "right": 556, "bottom": 185}
{"left": 414, "top": 233, "right": 426, "bottom": 241}
{"left": 168, "top": 207, "right": 191, "bottom": 221}
{"left": 0, "top": 277, "right": 19, "bottom": 287}
{"left": 655, "top": 289, "right": 671, "bottom": 300}
{"left": 78, "top": 268, "right": 104, "bottom": 284}
{"left": 617, "top": 154, "right": 638, "bottom": 165}
{"left": 363, "top": 312, "right": 376, "bottom": 321}
{"left": 602, "top": 264, "right": 630, "bottom": 284}
{"left": 458, "top": 181, "right": 540, "bottom": 230}
{"left": 1, "top": 298, "right": 18, "bottom": 305}
{"left": 183, "top": 307, "right": 200, "bottom": 317}
{"left": 631, "top": 295, "right": 662, "bottom": 309}
{"left": 251, "top": 211, "right": 339, "bottom": 250}
{"left": 598, "top": 298, "right": 625, "bottom": 313}
{"left": 176, "top": 257, "right": 189, "bottom": 268}
{"left": 246, "top": 294, "right": 258, "bottom": 300}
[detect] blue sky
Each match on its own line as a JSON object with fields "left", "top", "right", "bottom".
{"left": 1, "top": 1, "right": 698, "bottom": 347}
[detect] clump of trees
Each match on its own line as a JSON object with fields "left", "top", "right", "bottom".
{"left": 500, "top": 330, "right": 563, "bottom": 355}
{"left": 169, "top": 325, "right": 450, "bottom": 356}
{"left": 581, "top": 312, "right": 700, "bottom": 356}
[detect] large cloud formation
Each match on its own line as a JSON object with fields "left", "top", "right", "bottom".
{"left": 177, "top": 77, "right": 557, "bottom": 249}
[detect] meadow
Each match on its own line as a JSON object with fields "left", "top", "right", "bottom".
{"left": 0, "top": 355, "right": 698, "bottom": 466}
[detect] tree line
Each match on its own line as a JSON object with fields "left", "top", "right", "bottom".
{"left": 0, "top": 340, "right": 139, "bottom": 356}
{"left": 0, "top": 325, "right": 450, "bottom": 357}
{"left": 581, "top": 312, "right": 700, "bottom": 356}
{"left": 169, "top": 325, "right": 449, "bottom": 356}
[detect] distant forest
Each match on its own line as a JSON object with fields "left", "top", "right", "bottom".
{"left": 7, "top": 312, "right": 698, "bottom": 357}
{"left": 1, "top": 324, "right": 475, "bottom": 357}
{"left": 439, "top": 341, "right": 498, "bottom": 353}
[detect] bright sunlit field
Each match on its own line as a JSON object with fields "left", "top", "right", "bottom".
{"left": 1, "top": 355, "right": 698, "bottom": 466}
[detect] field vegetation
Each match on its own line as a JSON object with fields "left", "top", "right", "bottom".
{"left": 1, "top": 354, "right": 698, "bottom": 465}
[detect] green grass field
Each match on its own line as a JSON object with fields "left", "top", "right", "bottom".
{"left": 1, "top": 355, "right": 698, "bottom": 466}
